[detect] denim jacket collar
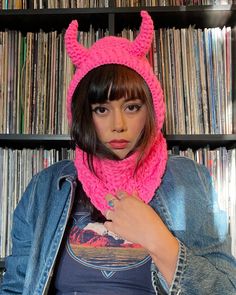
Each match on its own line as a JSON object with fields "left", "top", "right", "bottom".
{"left": 56, "top": 161, "right": 77, "bottom": 190}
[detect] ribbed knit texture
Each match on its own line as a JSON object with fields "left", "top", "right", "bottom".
{"left": 75, "top": 133, "right": 167, "bottom": 213}
{"left": 65, "top": 11, "right": 168, "bottom": 213}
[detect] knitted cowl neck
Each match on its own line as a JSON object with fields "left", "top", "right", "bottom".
{"left": 74, "top": 132, "right": 167, "bottom": 214}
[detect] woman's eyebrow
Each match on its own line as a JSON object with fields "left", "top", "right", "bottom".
{"left": 91, "top": 101, "right": 109, "bottom": 105}
{"left": 124, "top": 97, "right": 142, "bottom": 102}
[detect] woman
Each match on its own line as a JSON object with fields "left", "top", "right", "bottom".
{"left": 1, "top": 11, "right": 236, "bottom": 295}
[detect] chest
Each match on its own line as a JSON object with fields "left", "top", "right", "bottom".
{"left": 52, "top": 201, "right": 155, "bottom": 295}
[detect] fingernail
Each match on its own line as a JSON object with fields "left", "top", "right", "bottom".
{"left": 117, "top": 191, "right": 124, "bottom": 197}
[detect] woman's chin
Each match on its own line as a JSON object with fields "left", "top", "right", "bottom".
{"left": 112, "top": 150, "right": 129, "bottom": 160}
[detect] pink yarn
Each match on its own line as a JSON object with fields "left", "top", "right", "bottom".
{"left": 65, "top": 11, "right": 168, "bottom": 213}
{"left": 75, "top": 133, "right": 167, "bottom": 213}
{"left": 65, "top": 11, "right": 165, "bottom": 131}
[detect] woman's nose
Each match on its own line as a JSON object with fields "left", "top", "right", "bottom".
{"left": 112, "top": 110, "right": 127, "bottom": 133}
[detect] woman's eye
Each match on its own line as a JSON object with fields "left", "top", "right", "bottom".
{"left": 92, "top": 106, "right": 108, "bottom": 115}
{"left": 126, "top": 104, "right": 142, "bottom": 112}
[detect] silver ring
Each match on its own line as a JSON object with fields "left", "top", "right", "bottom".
{"left": 108, "top": 199, "right": 115, "bottom": 208}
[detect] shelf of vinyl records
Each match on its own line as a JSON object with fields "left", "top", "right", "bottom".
{"left": 0, "top": 4, "right": 236, "bottom": 270}
{"left": 0, "top": 14, "right": 235, "bottom": 137}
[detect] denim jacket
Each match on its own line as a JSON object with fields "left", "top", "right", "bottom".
{"left": 0, "top": 155, "right": 236, "bottom": 295}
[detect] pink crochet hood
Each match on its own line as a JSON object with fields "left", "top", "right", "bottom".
{"left": 65, "top": 11, "right": 168, "bottom": 214}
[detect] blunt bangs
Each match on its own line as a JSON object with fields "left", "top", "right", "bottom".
{"left": 87, "top": 64, "right": 150, "bottom": 104}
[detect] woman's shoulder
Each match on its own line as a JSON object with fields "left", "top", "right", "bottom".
{"left": 35, "top": 159, "right": 77, "bottom": 180}
{"left": 23, "top": 160, "right": 77, "bottom": 195}
{"left": 167, "top": 154, "right": 201, "bottom": 167}
{"left": 16, "top": 160, "right": 77, "bottom": 212}
{"left": 166, "top": 154, "right": 210, "bottom": 180}
{"left": 160, "top": 154, "right": 215, "bottom": 208}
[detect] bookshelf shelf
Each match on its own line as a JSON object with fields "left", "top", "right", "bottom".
{"left": 166, "top": 134, "right": 236, "bottom": 149}
{"left": 0, "top": 8, "right": 111, "bottom": 32}
{"left": 0, "top": 134, "right": 235, "bottom": 149}
{"left": 113, "top": 5, "right": 236, "bottom": 31}
{"left": 0, "top": 259, "right": 4, "bottom": 269}
{"left": 0, "top": 6, "right": 236, "bottom": 32}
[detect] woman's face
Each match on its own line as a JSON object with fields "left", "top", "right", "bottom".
{"left": 91, "top": 97, "right": 147, "bottom": 159}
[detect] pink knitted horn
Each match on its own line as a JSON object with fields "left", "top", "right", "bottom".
{"left": 65, "top": 20, "right": 88, "bottom": 67}
{"left": 129, "top": 11, "right": 154, "bottom": 57}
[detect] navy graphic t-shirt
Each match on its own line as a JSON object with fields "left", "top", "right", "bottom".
{"left": 53, "top": 200, "right": 155, "bottom": 295}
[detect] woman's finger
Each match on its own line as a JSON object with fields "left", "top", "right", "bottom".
{"left": 105, "top": 194, "right": 119, "bottom": 208}
{"left": 105, "top": 209, "right": 114, "bottom": 221}
{"left": 116, "top": 190, "right": 127, "bottom": 200}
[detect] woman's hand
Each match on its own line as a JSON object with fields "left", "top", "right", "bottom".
{"left": 104, "top": 191, "right": 162, "bottom": 249}
{"left": 104, "top": 191, "right": 179, "bottom": 286}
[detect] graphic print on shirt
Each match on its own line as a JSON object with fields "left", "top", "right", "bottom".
{"left": 66, "top": 209, "right": 151, "bottom": 279}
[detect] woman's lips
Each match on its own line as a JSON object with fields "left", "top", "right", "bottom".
{"left": 108, "top": 140, "right": 129, "bottom": 149}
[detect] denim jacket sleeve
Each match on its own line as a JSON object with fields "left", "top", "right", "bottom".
{"left": 0, "top": 174, "right": 38, "bottom": 294}
{"left": 151, "top": 157, "right": 236, "bottom": 295}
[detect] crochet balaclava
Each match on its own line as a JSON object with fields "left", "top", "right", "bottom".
{"left": 65, "top": 10, "right": 168, "bottom": 214}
